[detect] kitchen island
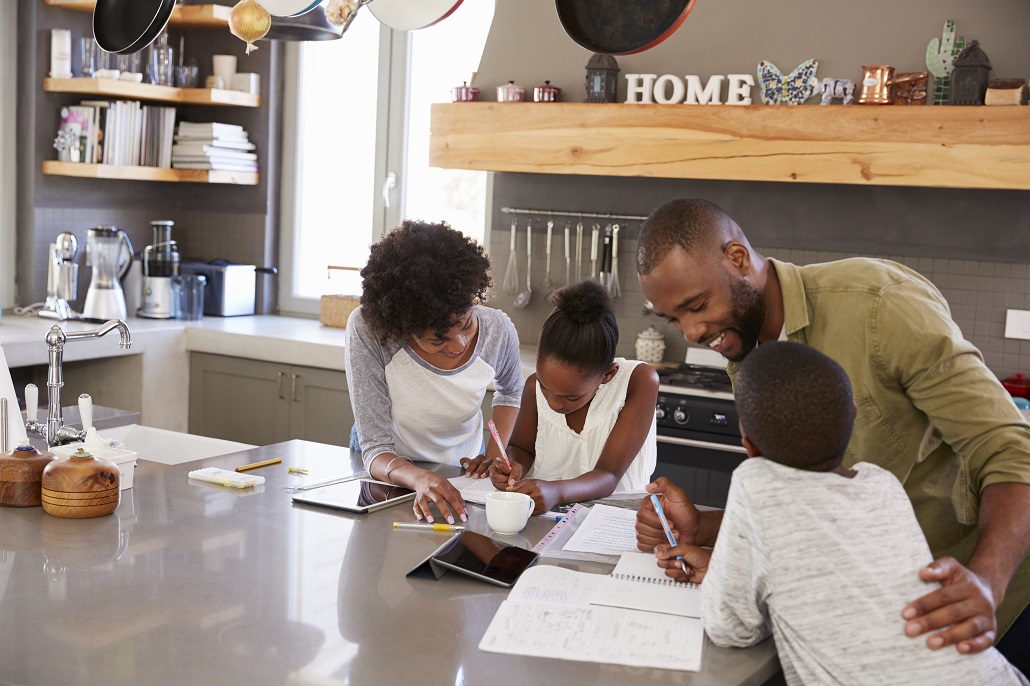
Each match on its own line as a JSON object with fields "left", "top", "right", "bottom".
{"left": 0, "top": 441, "right": 778, "bottom": 685}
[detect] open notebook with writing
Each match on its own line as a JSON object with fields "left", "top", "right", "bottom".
{"left": 479, "top": 564, "right": 704, "bottom": 671}
{"left": 589, "top": 551, "right": 702, "bottom": 618}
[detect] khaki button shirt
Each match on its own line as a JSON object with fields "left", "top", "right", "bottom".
{"left": 727, "top": 257, "right": 1030, "bottom": 633}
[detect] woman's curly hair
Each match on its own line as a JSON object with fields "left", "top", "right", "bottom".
{"left": 359, "top": 220, "right": 492, "bottom": 344}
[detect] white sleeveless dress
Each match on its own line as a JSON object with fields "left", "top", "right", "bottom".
{"left": 527, "top": 358, "right": 657, "bottom": 491}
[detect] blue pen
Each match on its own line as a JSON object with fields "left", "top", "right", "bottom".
{"left": 650, "top": 494, "right": 688, "bottom": 575}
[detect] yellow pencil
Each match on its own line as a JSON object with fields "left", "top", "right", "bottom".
{"left": 235, "top": 457, "right": 282, "bottom": 472}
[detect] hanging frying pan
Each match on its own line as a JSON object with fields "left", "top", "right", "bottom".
{"left": 93, "top": 0, "right": 175, "bottom": 55}
{"left": 368, "top": 0, "right": 465, "bottom": 31}
{"left": 555, "top": 0, "right": 697, "bottom": 55}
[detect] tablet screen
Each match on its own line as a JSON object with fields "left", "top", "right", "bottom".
{"left": 292, "top": 479, "right": 415, "bottom": 513}
{"left": 432, "top": 531, "right": 539, "bottom": 586}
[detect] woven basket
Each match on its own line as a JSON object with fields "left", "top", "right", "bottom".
{"left": 320, "top": 294, "right": 360, "bottom": 328}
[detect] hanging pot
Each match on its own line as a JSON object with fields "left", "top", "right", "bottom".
{"left": 368, "top": 0, "right": 464, "bottom": 31}
{"left": 555, "top": 0, "right": 697, "bottom": 55}
{"left": 93, "top": 0, "right": 175, "bottom": 55}
{"left": 265, "top": 5, "right": 344, "bottom": 41}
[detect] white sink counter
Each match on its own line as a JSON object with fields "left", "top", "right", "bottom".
{"left": 0, "top": 313, "right": 539, "bottom": 432}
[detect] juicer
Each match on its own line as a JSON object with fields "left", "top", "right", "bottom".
{"left": 138, "top": 220, "right": 180, "bottom": 319}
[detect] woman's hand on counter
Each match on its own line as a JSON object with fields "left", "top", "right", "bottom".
{"left": 459, "top": 454, "right": 491, "bottom": 479}
{"left": 407, "top": 468, "right": 468, "bottom": 525}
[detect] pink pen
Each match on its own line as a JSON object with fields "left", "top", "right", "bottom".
{"left": 487, "top": 419, "right": 513, "bottom": 470}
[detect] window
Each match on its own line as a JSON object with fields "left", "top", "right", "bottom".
{"left": 279, "top": 3, "right": 494, "bottom": 316}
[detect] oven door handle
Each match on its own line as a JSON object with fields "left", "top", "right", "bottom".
{"left": 656, "top": 435, "right": 748, "bottom": 455}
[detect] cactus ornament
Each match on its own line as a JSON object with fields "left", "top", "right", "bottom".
{"left": 925, "top": 19, "right": 966, "bottom": 105}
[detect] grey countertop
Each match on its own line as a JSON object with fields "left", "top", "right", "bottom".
{"left": 0, "top": 441, "right": 778, "bottom": 686}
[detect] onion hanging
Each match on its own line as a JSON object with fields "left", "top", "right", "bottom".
{"left": 229, "top": 0, "right": 272, "bottom": 55}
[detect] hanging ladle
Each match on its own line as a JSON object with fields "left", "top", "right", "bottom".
{"left": 514, "top": 220, "right": 533, "bottom": 309}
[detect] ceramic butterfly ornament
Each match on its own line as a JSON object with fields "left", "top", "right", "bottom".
{"left": 757, "top": 59, "right": 819, "bottom": 105}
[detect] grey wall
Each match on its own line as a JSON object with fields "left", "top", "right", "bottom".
{"left": 474, "top": 0, "right": 1030, "bottom": 380}
{"left": 16, "top": 1, "right": 284, "bottom": 314}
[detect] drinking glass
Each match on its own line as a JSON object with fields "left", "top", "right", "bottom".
{"left": 79, "top": 37, "right": 95, "bottom": 77}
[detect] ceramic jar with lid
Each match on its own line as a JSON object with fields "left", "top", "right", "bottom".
{"left": 451, "top": 81, "right": 480, "bottom": 102}
{"left": 533, "top": 80, "right": 561, "bottom": 102}
{"left": 635, "top": 325, "right": 666, "bottom": 364}
{"left": 497, "top": 80, "right": 525, "bottom": 102}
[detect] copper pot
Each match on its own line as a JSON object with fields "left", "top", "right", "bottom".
{"left": 533, "top": 80, "right": 561, "bottom": 102}
{"left": 858, "top": 65, "right": 896, "bottom": 105}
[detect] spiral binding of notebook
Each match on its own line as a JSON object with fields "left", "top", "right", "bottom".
{"left": 610, "top": 570, "right": 700, "bottom": 589}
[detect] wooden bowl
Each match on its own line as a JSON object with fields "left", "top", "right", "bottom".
{"left": 41, "top": 449, "right": 120, "bottom": 519}
{"left": 0, "top": 445, "right": 58, "bottom": 508}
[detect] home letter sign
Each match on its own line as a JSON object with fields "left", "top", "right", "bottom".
{"left": 625, "top": 73, "right": 754, "bottom": 105}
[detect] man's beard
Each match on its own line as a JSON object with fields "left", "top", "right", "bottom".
{"left": 727, "top": 276, "right": 765, "bottom": 362}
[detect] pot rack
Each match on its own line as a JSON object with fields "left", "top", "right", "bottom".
{"left": 500, "top": 207, "right": 648, "bottom": 223}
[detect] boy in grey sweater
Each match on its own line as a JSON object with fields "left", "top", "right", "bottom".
{"left": 691, "top": 342, "right": 1026, "bottom": 685}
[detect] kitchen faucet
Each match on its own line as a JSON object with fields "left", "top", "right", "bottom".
{"left": 24, "top": 320, "right": 132, "bottom": 447}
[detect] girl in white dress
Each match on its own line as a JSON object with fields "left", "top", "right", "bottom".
{"left": 490, "top": 280, "right": 659, "bottom": 514}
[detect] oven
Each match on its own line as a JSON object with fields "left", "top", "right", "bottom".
{"left": 650, "top": 353, "right": 744, "bottom": 509}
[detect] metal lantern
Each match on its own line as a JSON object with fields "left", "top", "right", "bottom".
{"left": 949, "top": 40, "right": 991, "bottom": 105}
{"left": 585, "top": 53, "right": 620, "bottom": 103}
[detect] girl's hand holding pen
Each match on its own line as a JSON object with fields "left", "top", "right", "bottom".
{"left": 489, "top": 457, "right": 523, "bottom": 490}
{"left": 459, "top": 454, "right": 491, "bottom": 479}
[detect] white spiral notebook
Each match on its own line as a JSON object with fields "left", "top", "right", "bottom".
{"left": 589, "top": 552, "right": 702, "bottom": 618}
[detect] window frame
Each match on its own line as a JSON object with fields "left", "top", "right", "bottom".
{"left": 277, "top": 24, "right": 409, "bottom": 317}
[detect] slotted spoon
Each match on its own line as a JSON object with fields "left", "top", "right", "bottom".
{"left": 609, "top": 224, "right": 622, "bottom": 298}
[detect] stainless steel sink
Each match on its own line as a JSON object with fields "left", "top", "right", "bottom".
{"left": 101, "top": 425, "right": 256, "bottom": 465}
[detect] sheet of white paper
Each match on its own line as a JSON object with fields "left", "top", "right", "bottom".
{"left": 507, "top": 564, "right": 604, "bottom": 606}
{"left": 447, "top": 475, "right": 499, "bottom": 504}
{"left": 561, "top": 503, "right": 640, "bottom": 555}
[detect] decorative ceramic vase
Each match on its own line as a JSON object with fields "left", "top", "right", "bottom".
{"left": 635, "top": 325, "right": 666, "bottom": 363}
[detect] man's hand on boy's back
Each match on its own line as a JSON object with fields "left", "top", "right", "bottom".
{"left": 636, "top": 478, "right": 704, "bottom": 550}
{"left": 903, "top": 556, "right": 998, "bottom": 654}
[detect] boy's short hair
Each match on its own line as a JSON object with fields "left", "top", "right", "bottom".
{"left": 735, "top": 342, "right": 854, "bottom": 471}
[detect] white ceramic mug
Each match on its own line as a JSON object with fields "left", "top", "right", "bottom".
{"left": 211, "top": 54, "right": 237, "bottom": 90}
{"left": 485, "top": 491, "right": 533, "bottom": 534}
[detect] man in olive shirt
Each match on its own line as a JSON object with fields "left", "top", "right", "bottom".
{"left": 634, "top": 198, "right": 1030, "bottom": 672}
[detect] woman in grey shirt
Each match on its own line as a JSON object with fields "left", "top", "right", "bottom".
{"left": 345, "top": 220, "right": 524, "bottom": 525}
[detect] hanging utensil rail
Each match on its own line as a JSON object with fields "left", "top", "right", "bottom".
{"left": 501, "top": 207, "right": 648, "bottom": 223}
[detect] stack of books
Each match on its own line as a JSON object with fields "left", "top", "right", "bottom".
{"left": 58, "top": 101, "right": 176, "bottom": 167}
{"left": 171, "top": 122, "right": 258, "bottom": 172}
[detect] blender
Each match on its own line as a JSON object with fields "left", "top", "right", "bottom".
{"left": 138, "top": 220, "right": 180, "bottom": 319}
{"left": 81, "top": 226, "right": 134, "bottom": 322}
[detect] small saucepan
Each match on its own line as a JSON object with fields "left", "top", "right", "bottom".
{"left": 555, "top": 0, "right": 697, "bottom": 55}
{"left": 93, "top": 0, "right": 175, "bottom": 55}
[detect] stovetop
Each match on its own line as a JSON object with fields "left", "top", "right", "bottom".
{"left": 656, "top": 364, "right": 733, "bottom": 397}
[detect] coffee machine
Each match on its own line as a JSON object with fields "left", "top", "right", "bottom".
{"left": 39, "top": 232, "right": 80, "bottom": 320}
{"left": 82, "top": 226, "right": 134, "bottom": 322}
{"left": 138, "top": 220, "right": 180, "bottom": 319}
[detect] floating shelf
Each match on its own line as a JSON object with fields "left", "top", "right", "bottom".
{"left": 43, "top": 161, "right": 258, "bottom": 185}
{"left": 430, "top": 103, "right": 1030, "bottom": 191}
{"left": 43, "top": 0, "right": 231, "bottom": 28}
{"left": 44, "top": 78, "right": 261, "bottom": 107}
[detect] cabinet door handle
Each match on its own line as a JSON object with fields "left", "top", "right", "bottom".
{"left": 277, "top": 371, "right": 285, "bottom": 400}
{"left": 291, "top": 373, "right": 299, "bottom": 402}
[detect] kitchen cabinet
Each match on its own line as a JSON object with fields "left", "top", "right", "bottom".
{"left": 430, "top": 102, "right": 1030, "bottom": 190}
{"left": 189, "top": 353, "right": 351, "bottom": 447}
{"left": 41, "top": 2, "right": 260, "bottom": 186}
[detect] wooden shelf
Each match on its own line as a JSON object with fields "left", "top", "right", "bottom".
{"left": 429, "top": 103, "right": 1030, "bottom": 191}
{"left": 43, "top": 0, "right": 231, "bottom": 28}
{"left": 43, "top": 161, "right": 258, "bottom": 185}
{"left": 44, "top": 78, "right": 260, "bottom": 107}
